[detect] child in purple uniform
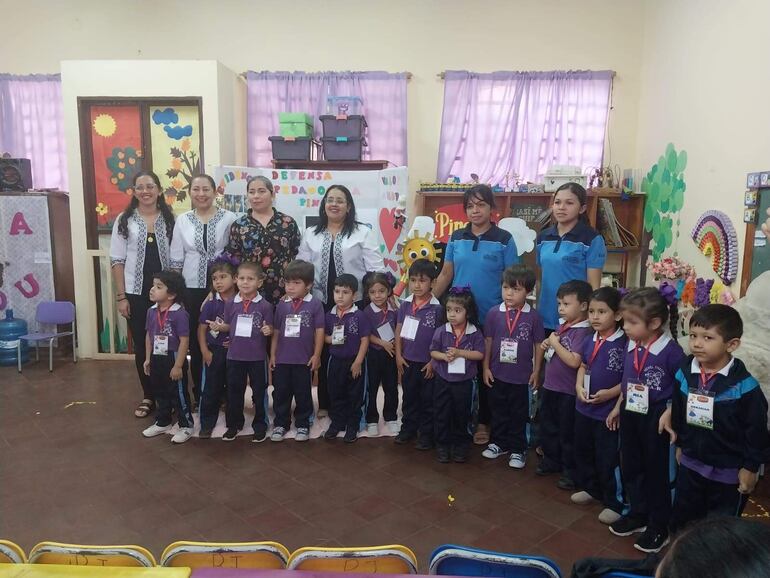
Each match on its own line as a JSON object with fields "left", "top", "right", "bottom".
{"left": 430, "top": 287, "right": 485, "bottom": 463}
{"left": 323, "top": 274, "right": 371, "bottom": 443}
{"left": 482, "top": 264, "right": 545, "bottom": 469}
{"left": 395, "top": 259, "right": 444, "bottom": 448}
{"left": 141, "top": 270, "right": 194, "bottom": 444}
{"left": 608, "top": 287, "right": 685, "bottom": 554}
{"left": 270, "top": 260, "right": 325, "bottom": 442}
{"left": 197, "top": 259, "right": 237, "bottom": 438}
{"left": 538, "top": 280, "right": 593, "bottom": 489}
{"left": 572, "top": 287, "right": 627, "bottom": 525}
{"left": 209, "top": 261, "right": 274, "bottom": 442}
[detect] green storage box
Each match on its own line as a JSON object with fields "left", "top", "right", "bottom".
{"left": 279, "top": 113, "right": 314, "bottom": 138}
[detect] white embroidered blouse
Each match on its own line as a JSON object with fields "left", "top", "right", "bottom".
{"left": 109, "top": 212, "right": 172, "bottom": 295}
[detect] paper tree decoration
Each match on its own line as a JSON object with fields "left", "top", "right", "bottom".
{"left": 691, "top": 210, "right": 738, "bottom": 284}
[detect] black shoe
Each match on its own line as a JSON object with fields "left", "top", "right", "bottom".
{"left": 437, "top": 446, "right": 451, "bottom": 463}
{"left": 452, "top": 445, "right": 468, "bottom": 463}
{"left": 634, "top": 527, "right": 670, "bottom": 553}
{"left": 344, "top": 428, "right": 358, "bottom": 443}
{"left": 323, "top": 427, "right": 340, "bottom": 440}
{"left": 609, "top": 516, "right": 648, "bottom": 537}
{"left": 394, "top": 431, "right": 415, "bottom": 444}
{"left": 535, "top": 463, "right": 561, "bottom": 476}
{"left": 252, "top": 429, "right": 267, "bottom": 443}
{"left": 556, "top": 475, "right": 576, "bottom": 490}
{"left": 222, "top": 428, "right": 238, "bottom": 441}
{"left": 415, "top": 437, "right": 435, "bottom": 451}
{"left": 198, "top": 429, "right": 212, "bottom": 439}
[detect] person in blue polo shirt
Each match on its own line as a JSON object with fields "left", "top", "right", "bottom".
{"left": 536, "top": 182, "right": 606, "bottom": 332}
{"left": 434, "top": 184, "right": 520, "bottom": 444}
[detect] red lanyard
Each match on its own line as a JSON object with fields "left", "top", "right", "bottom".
{"left": 506, "top": 308, "right": 523, "bottom": 337}
{"left": 633, "top": 334, "right": 660, "bottom": 377}
{"left": 291, "top": 298, "right": 303, "bottom": 314}
{"left": 452, "top": 323, "right": 467, "bottom": 348}
{"left": 699, "top": 367, "right": 716, "bottom": 390}
{"left": 588, "top": 330, "right": 614, "bottom": 366}
{"left": 241, "top": 297, "right": 253, "bottom": 314}
{"left": 558, "top": 319, "right": 577, "bottom": 335}
{"left": 412, "top": 296, "right": 430, "bottom": 315}
{"left": 156, "top": 307, "right": 170, "bottom": 330}
{"left": 336, "top": 306, "right": 349, "bottom": 322}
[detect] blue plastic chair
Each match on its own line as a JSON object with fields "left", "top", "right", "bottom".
{"left": 601, "top": 574, "right": 653, "bottom": 578}
{"left": 17, "top": 301, "right": 77, "bottom": 372}
{"left": 429, "top": 545, "right": 561, "bottom": 578}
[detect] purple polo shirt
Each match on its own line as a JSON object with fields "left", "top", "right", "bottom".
{"left": 274, "top": 293, "right": 325, "bottom": 365}
{"left": 199, "top": 294, "right": 229, "bottom": 347}
{"left": 362, "top": 302, "right": 398, "bottom": 351}
{"left": 544, "top": 320, "right": 592, "bottom": 395}
{"left": 484, "top": 303, "right": 545, "bottom": 384}
{"left": 621, "top": 334, "right": 685, "bottom": 405}
{"left": 223, "top": 293, "right": 274, "bottom": 362}
{"left": 577, "top": 328, "right": 627, "bottom": 421}
{"left": 145, "top": 303, "right": 189, "bottom": 353}
{"left": 430, "top": 323, "right": 486, "bottom": 382}
{"left": 325, "top": 305, "right": 371, "bottom": 360}
{"left": 397, "top": 294, "right": 443, "bottom": 364}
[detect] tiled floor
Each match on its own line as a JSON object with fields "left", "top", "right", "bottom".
{"left": 1, "top": 359, "right": 768, "bottom": 574}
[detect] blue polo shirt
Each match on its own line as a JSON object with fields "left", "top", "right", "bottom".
{"left": 536, "top": 221, "right": 606, "bottom": 330}
{"left": 444, "top": 223, "right": 519, "bottom": 324}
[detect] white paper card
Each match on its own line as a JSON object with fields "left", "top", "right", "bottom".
{"left": 448, "top": 356, "right": 466, "bottom": 374}
{"left": 153, "top": 335, "right": 168, "bottom": 356}
{"left": 686, "top": 391, "right": 715, "bottom": 429}
{"left": 377, "top": 322, "right": 395, "bottom": 342}
{"left": 500, "top": 339, "right": 518, "bottom": 364}
{"left": 235, "top": 314, "right": 253, "bottom": 338}
{"left": 625, "top": 381, "right": 649, "bottom": 414}
{"left": 332, "top": 324, "right": 346, "bottom": 345}
{"left": 284, "top": 315, "right": 302, "bottom": 338}
{"left": 400, "top": 315, "right": 419, "bottom": 340}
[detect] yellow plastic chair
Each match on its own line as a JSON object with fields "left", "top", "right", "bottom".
{"left": 287, "top": 545, "right": 418, "bottom": 574}
{"left": 28, "top": 542, "right": 156, "bottom": 567}
{"left": 0, "top": 541, "right": 26, "bottom": 564}
{"left": 161, "top": 541, "right": 289, "bottom": 569}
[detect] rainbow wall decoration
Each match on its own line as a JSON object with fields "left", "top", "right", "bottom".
{"left": 691, "top": 210, "right": 739, "bottom": 284}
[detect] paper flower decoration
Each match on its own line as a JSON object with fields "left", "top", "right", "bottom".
{"left": 95, "top": 203, "right": 109, "bottom": 216}
{"left": 691, "top": 210, "right": 738, "bottom": 284}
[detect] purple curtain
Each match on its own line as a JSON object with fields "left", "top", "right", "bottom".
{"left": 247, "top": 71, "right": 408, "bottom": 167}
{"left": 0, "top": 73, "right": 68, "bottom": 191}
{"left": 437, "top": 70, "right": 613, "bottom": 186}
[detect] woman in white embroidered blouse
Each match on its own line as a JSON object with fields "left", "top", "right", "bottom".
{"left": 170, "top": 174, "right": 237, "bottom": 405}
{"left": 110, "top": 171, "right": 175, "bottom": 419}
{"left": 297, "top": 184, "right": 385, "bottom": 414}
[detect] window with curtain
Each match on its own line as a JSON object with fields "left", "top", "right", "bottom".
{"left": 0, "top": 73, "right": 68, "bottom": 191}
{"left": 246, "top": 71, "right": 408, "bottom": 168}
{"left": 437, "top": 70, "right": 613, "bottom": 186}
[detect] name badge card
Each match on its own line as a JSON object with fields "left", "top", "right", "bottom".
{"left": 235, "top": 314, "right": 253, "bottom": 338}
{"left": 377, "top": 322, "right": 395, "bottom": 342}
{"left": 448, "top": 356, "right": 466, "bottom": 374}
{"left": 332, "top": 324, "right": 346, "bottom": 345}
{"left": 284, "top": 315, "right": 302, "bottom": 338}
{"left": 209, "top": 316, "right": 223, "bottom": 338}
{"left": 153, "top": 335, "right": 169, "bottom": 356}
{"left": 686, "top": 391, "right": 715, "bottom": 429}
{"left": 400, "top": 315, "right": 419, "bottom": 341}
{"left": 583, "top": 371, "right": 592, "bottom": 400}
{"left": 625, "top": 382, "right": 649, "bottom": 414}
{"left": 500, "top": 339, "right": 518, "bottom": 364}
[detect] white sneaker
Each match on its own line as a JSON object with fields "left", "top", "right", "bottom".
{"left": 171, "top": 427, "right": 193, "bottom": 444}
{"left": 571, "top": 491, "right": 597, "bottom": 505}
{"left": 508, "top": 452, "right": 527, "bottom": 469}
{"left": 386, "top": 420, "right": 400, "bottom": 435}
{"left": 482, "top": 443, "right": 507, "bottom": 459}
{"left": 295, "top": 427, "right": 309, "bottom": 442}
{"left": 142, "top": 423, "right": 171, "bottom": 438}
{"left": 366, "top": 423, "right": 379, "bottom": 436}
{"left": 598, "top": 508, "right": 622, "bottom": 525}
{"left": 271, "top": 427, "right": 286, "bottom": 442}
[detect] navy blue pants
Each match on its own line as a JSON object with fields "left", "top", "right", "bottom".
{"left": 272, "top": 363, "right": 313, "bottom": 430}
{"left": 226, "top": 360, "right": 267, "bottom": 433}
{"left": 540, "top": 388, "right": 577, "bottom": 480}
{"left": 150, "top": 353, "right": 193, "bottom": 428}
{"left": 574, "top": 410, "right": 624, "bottom": 513}
{"left": 433, "top": 375, "right": 473, "bottom": 448}
{"left": 199, "top": 344, "right": 227, "bottom": 432}
{"left": 327, "top": 355, "right": 366, "bottom": 432}
{"left": 365, "top": 348, "right": 399, "bottom": 423}
{"left": 400, "top": 361, "right": 434, "bottom": 440}
{"left": 488, "top": 380, "right": 530, "bottom": 453}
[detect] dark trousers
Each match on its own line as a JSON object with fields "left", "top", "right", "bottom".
{"left": 488, "top": 380, "right": 530, "bottom": 453}
{"left": 126, "top": 293, "right": 153, "bottom": 400}
{"left": 226, "top": 360, "right": 267, "bottom": 432}
{"left": 186, "top": 288, "right": 209, "bottom": 404}
{"left": 317, "top": 344, "right": 331, "bottom": 411}
{"left": 433, "top": 375, "right": 473, "bottom": 448}
{"left": 199, "top": 344, "right": 227, "bottom": 431}
{"left": 477, "top": 374, "right": 491, "bottom": 426}
{"left": 574, "top": 410, "right": 624, "bottom": 513}
{"left": 540, "top": 388, "right": 577, "bottom": 479}
{"left": 150, "top": 353, "right": 193, "bottom": 428}
{"left": 620, "top": 403, "right": 674, "bottom": 530}
{"left": 272, "top": 363, "right": 313, "bottom": 430}
{"left": 401, "top": 361, "right": 434, "bottom": 440}
{"left": 670, "top": 463, "right": 748, "bottom": 534}
{"left": 327, "top": 355, "right": 366, "bottom": 432}
{"left": 365, "top": 348, "right": 399, "bottom": 423}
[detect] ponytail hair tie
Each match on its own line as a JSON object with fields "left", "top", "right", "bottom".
{"left": 448, "top": 285, "right": 472, "bottom": 296}
{"left": 211, "top": 252, "right": 240, "bottom": 267}
{"left": 658, "top": 282, "right": 678, "bottom": 307}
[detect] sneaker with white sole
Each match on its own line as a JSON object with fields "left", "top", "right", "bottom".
{"left": 609, "top": 516, "right": 647, "bottom": 537}
{"left": 222, "top": 427, "right": 238, "bottom": 441}
{"left": 634, "top": 527, "right": 670, "bottom": 553}
{"left": 482, "top": 443, "right": 507, "bottom": 459}
{"left": 571, "top": 491, "right": 596, "bottom": 505}
{"left": 142, "top": 423, "right": 171, "bottom": 438}
{"left": 171, "top": 427, "right": 193, "bottom": 444}
{"left": 271, "top": 427, "right": 286, "bottom": 442}
{"left": 366, "top": 423, "right": 379, "bottom": 436}
{"left": 508, "top": 452, "right": 527, "bottom": 469}
{"left": 386, "top": 420, "right": 400, "bottom": 435}
{"left": 295, "top": 427, "right": 309, "bottom": 442}
{"left": 598, "top": 508, "right": 622, "bottom": 525}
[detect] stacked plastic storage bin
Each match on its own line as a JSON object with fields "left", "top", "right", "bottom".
{"left": 269, "top": 113, "right": 320, "bottom": 161}
{"left": 320, "top": 96, "right": 367, "bottom": 161}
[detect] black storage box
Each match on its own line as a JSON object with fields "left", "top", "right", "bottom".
{"left": 0, "top": 158, "right": 33, "bottom": 191}
{"left": 321, "top": 137, "right": 365, "bottom": 161}
{"left": 268, "top": 136, "right": 320, "bottom": 161}
{"left": 319, "top": 115, "right": 367, "bottom": 139}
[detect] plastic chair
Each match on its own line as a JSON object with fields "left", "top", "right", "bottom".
{"left": 17, "top": 301, "right": 77, "bottom": 373}
{"left": 161, "top": 541, "right": 289, "bottom": 569}
{"left": 0, "top": 540, "right": 27, "bottom": 563}
{"left": 429, "top": 545, "right": 561, "bottom": 578}
{"left": 601, "top": 574, "right": 654, "bottom": 578}
{"left": 28, "top": 542, "right": 156, "bottom": 567}
{"left": 288, "top": 545, "right": 418, "bottom": 574}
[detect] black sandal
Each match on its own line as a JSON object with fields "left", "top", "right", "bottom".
{"left": 134, "top": 399, "right": 154, "bottom": 418}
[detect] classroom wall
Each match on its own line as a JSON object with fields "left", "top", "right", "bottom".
{"left": 4, "top": 0, "right": 645, "bottom": 187}
{"left": 635, "top": 0, "right": 770, "bottom": 293}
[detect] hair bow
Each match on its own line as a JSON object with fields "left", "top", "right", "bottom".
{"left": 617, "top": 287, "right": 630, "bottom": 298}
{"left": 658, "top": 282, "right": 678, "bottom": 307}
{"left": 211, "top": 252, "right": 240, "bottom": 267}
{"left": 448, "top": 285, "right": 472, "bottom": 296}
{"left": 384, "top": 271, "right": 396, "bottom": 287}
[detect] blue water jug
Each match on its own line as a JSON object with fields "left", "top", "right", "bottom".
{"left": 0, "top": 309, "right": 29, "bottom": 367}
